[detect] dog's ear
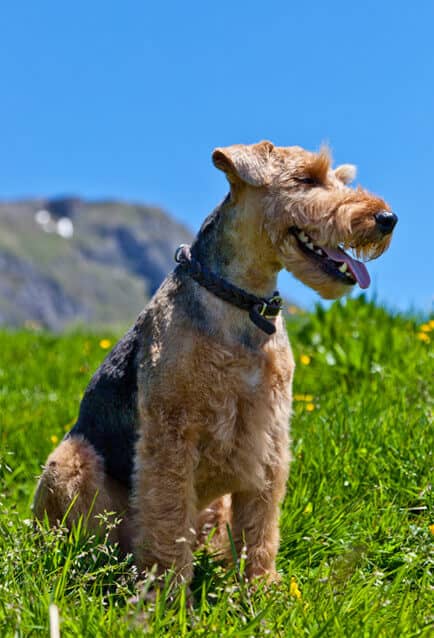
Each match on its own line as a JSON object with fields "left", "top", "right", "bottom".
{"left": 212, "top": 141, "right": 274, "bottom": 187}
{"left": 335, "top": 164, "right": 357, "bottom": 185}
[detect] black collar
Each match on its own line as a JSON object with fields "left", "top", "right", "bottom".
{"left": 174, "top": 244, "right": 282, "bottom": 335}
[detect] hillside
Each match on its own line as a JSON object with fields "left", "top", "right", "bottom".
{"left": 0, "top": 298, "right": 432, "bottom": 636}
{"left": 0, "top": 197, "right": 193, "bottom": 330}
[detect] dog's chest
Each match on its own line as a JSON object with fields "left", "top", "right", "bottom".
{"left": 239, "top": 366, "right": 263, "bottom": 389}
{"left": 192, "top": 344, "right": 293, "bottom": 503}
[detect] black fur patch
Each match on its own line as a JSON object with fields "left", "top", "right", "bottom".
{"left": 68, "top": 325, "right": 140, "bottom": 490}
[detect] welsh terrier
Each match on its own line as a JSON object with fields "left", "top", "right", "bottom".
{"left": 33, "top": 142, "right": 397, "bottom": 585}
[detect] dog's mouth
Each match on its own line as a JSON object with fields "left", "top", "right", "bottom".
{"left": 289, "top": 227, "right": 371, "bottom": 289}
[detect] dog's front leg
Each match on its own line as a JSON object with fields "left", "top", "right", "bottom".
{"left": 231, "top": 462, "right": 288, "bottom": 582}
{"left": 132, "top": 422, "right": 197, "bottom": 585}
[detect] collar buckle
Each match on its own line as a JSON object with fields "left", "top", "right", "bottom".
{"left": 259, "top": 295, "right": 283, "bottom": 318}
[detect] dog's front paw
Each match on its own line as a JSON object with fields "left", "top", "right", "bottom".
{"left": 248, "top": 567, "right": 282, "bottom": 586}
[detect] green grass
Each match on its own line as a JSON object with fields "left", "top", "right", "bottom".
{"left": 0, "top": 297, "right": 433, "bottom": 637}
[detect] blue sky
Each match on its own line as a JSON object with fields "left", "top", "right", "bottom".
{"left": 1, "top": 1, "right": 433, "bottom": 312}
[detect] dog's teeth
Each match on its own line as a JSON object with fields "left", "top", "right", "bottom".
{"left": 298, "top": 232, "right": 308, "bottom": 242}
{"left": 338, "top": 263, "right": 348, "bottom": 273}
{"left": 315, "top": 249, "right": 323, "bottom": 255}
{"left": 306, "top": 242, "right": 314, "bottom": 250}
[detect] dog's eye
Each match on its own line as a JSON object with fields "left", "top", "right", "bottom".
{"left": 295, "top": 176, "right": 319, "bottom": 186}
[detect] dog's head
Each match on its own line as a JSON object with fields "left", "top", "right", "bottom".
{"left": 213, "top": 141, "right": 397, "bottom": 299}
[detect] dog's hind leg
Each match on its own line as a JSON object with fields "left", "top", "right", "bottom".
{"left": 33, "top": 435, "right": 131, "bottom": 550}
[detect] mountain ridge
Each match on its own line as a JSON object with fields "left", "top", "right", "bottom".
{"left": 0, "top": 197, "right": 194, "bottom": 330}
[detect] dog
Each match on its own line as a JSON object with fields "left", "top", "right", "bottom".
{"left": 33, "top": 141, "right": 397, "bottom": 585}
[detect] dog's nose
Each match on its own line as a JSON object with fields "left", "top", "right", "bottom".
{"left": 374, "top": 211, "right": 398, "bottom": 234}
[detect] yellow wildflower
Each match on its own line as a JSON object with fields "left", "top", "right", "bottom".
{"left": 99, "top": 339, "right": 112, "bottom": 350}
{"left": 429, "top": 524, "right": 434, "bottom": 535}
{"left": 294, "top": 394, "right": 314, "bottom": 402}
{"left": 290, "top": 576, "right": 302, "bottom": 600}
{"left": 50, "top": 435, "right": 59, "bottom": 445}
{"left": 429, "top": 319, "right": 434, "bottom": 329}
{"left": 306, "top": 403, "right": 315, "bottom": 412}
{"left": 419, "top": 323, "right": 431, "bottom": 333}
{"left": 417, "top": 332, "right": 430, "bottom": 343}
{"left": 300, "top": 354, "right": 311, "bottom": 365}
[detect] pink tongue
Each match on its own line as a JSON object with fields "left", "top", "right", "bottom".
{"left": 323, "top": 246, "right": 371, "bottom": 289}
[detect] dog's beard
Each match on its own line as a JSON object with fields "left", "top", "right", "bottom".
{"left": 348, "top": 236, "right": 392, "bottom": 261}
{"left": 281, "top": 242, "right": 351, "bottom": 299}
